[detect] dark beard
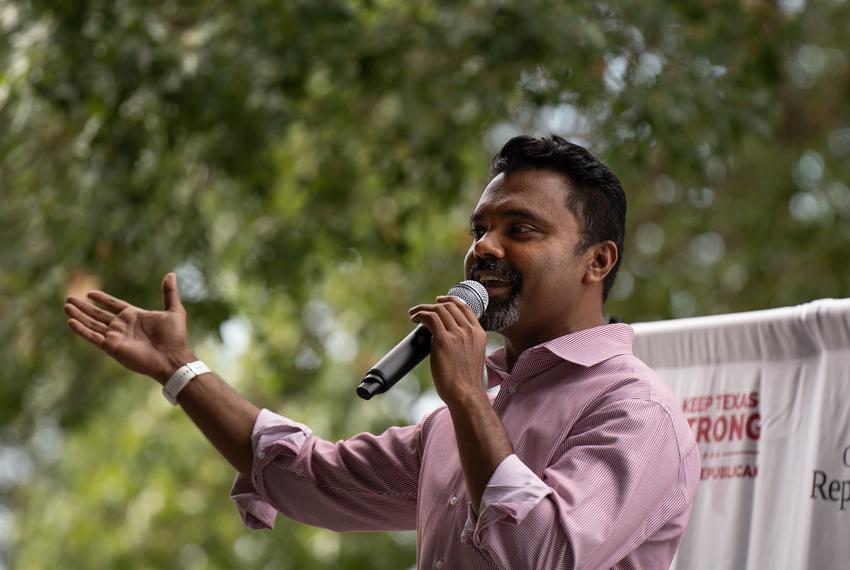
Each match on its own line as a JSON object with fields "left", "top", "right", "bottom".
{"left": 479, "top": 293, "right": 520, "bottom": 332}
{"left": 467, "top": 259, "right": 522, "bottom": 332}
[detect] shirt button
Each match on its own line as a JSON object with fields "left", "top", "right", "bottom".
{"left": 449, "top": 495, "right": 458, "bottom": 506}
{"left": 257, "top": 451, "right": 266, "bottom": 459}
{"left": 435, "top": 561, "right": 444, "bottom": 569}
{"left": 508, "top": 385, "right": 517, "bottom": 394}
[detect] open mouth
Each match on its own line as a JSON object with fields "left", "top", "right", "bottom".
{"left": 468, "top": 258, "right": 522, "bottom": 303}
{"left": 475, "top": 272, "right": 517, "bottom": 296}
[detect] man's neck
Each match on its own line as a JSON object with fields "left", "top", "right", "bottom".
{"left": 500, "top": 312, "right": 607, "bottom": 371}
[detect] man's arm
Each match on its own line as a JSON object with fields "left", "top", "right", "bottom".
{"left": 66, "top": 272, "right": 422, "bottom": 534}
{"left": 444, "top": 390, "right": 514, "bottom": 514}
{"left": 64, "top": 272, "right": 259, "bottom": 474}
{"left": 169, "top": 367, "right": 260, "bottom": 475}
{"left": 409, "top": 295, "right": 513, "bottom": 512}
{"left": 464, "top": 399, "right": 695, "bottom": 569}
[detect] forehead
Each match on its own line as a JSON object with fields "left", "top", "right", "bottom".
{"left": 471, "top": 169, "right": 577, "bottom": 225}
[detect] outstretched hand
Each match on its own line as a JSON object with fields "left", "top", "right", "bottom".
{"left": 64, "top": 272, "right": 195, "bottom": 384}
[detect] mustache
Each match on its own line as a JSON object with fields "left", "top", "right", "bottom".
{"left": 467, "top": 259, "right": 522, "bottom": 284}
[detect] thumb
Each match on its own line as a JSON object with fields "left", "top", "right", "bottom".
{"left": 162, "top": 272, "right": 184, "bottom": 312}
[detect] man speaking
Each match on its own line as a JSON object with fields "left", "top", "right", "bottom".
{"left": 64, "top": 135, "right": 699, "bottom": 569}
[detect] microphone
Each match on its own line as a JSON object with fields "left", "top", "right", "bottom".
{"left": 356, "top": 280, "right": 489, "bottom": 400}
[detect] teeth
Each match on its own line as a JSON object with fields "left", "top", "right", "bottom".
{"left": 480, "top": 276, "right": 508, "bottom": 283}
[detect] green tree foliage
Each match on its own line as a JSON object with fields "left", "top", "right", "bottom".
{"left": 2, "top": 0, "right": 849, "bottom": 567}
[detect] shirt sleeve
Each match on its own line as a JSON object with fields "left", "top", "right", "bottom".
{"left": 461, "top": 454, "right": 553, "bottom": 535}
{"left": 459, "top": 398, "right": 699, "bottom": 570}
{"left": 230, "top": 408, "right": 423, "bottom": 532}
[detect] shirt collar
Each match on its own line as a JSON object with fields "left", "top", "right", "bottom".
{"left": 485, "top": 323, "right": 635, "bottom": 386}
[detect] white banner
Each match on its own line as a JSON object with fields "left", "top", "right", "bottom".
{"left": 633, "top": 299, "right": 850, "bottom": 570}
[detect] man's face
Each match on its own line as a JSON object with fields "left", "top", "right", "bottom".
{"left": 464, "top": 169, "right": 589, "bottom": 340}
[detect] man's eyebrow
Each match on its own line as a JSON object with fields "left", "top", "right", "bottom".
{"left": 469, "top": 208, "right": 549, "bottom": 225}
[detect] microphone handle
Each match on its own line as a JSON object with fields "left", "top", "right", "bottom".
{"left": 356, "top": 324, "right": 432, "bottom": 400}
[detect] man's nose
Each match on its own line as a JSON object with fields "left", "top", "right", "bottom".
{"left": 473, "top": 231, "right": 505, "bottom": 259}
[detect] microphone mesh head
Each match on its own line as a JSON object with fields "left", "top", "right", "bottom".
{"left": 447, "top": 280, "right": 489, "bottom": 319}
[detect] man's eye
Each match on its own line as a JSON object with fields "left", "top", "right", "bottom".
{"left": 470, "top": 227, "right": 486, "bottom": 240}
{"left": 511, "top": 225, "right": 535, "bottom": 234}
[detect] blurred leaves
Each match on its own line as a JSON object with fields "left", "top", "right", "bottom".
{"left": 2, "top": 0, "right": 850, "bottom": 567}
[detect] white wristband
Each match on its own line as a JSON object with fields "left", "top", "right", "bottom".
{"left": 162, "top": 360, "right": 211, "bottom": 405}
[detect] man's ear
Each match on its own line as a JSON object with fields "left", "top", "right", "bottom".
{"left": 583, "top": 241, "right": 618, "bottom": 285}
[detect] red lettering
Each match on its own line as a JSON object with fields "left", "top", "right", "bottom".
{"left": 687, "top": 413, "right": 761, "bottom": 443}
{"left": 729, "top": 414, "right": 744, "bottom": 441}
{"left": 749, "top": 391, "right": 759, "bottom": 408}
{"left": 700, "top": 463, "right": 759, "bottom": 480}
{"left": 683, "top": 396, "right": 713, "bottom": 413}
{"left": 696, "top": 417, "right": 711, "bottom": 443}
{"left": 716, "top": 392, "right": 760, "bottom": 411}
{"left": 712, "top": 416, "right": 728, "bottom": 441}
{"left": 746, "top": 413, "right": 761, "bottom": 439}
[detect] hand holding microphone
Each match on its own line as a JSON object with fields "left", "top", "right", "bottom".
{"left": 356, "top": 280, "right": 488, "bottom": 400}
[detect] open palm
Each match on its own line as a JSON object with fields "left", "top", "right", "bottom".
{"left": 64, "top": 273, "right": 192, "bottom": 382}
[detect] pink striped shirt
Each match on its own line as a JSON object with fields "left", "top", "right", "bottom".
{"left": 231, "top": 323, "right": 700, "bottom": 569}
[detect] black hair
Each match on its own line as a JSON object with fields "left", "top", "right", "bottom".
{"left": 489, "top": 135, "right": 627, "bottom": 301}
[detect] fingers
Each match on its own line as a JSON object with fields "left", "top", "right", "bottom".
{"left": 65, "top": 295, "right": 116, "bottom": 325}
{"left": 433, "top": 299, "right": 470, "bottom": 329}
{"left": 64, "top": 302, "right": 110, "bottom": 334}
{"left": 410, "top": 309, "right": 448, "bottom": 335}
{"left": 436, "top": 296, "right": 478, "bottom": 326}
{"left": 87, "top": 290, "right": 131, "bottom": 314}
{"left": 67, "top": 318, "right": 106, "bottom": 347}
{"left": 162, "top": 272, "right": 183, "bottom": 313}
{"left": 409, "top": 297, "right": 478, "bottom": 332}
{"left": 409, "top": 305, "right": 449, "bottom": 336}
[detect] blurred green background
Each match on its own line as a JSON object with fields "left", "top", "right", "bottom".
{"left": 1, "top": 0, "right": 848, "bottom": 568}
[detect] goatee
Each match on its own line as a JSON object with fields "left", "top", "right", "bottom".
{"left": 467, "top": 258, "right": 521, "bottom": 332}
{"left": 479, "top": 293, "right": 520, "bottom": 332}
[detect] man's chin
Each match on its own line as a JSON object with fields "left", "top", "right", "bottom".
{"left": 479, "top": 296, "right": 520, "bottom": 332}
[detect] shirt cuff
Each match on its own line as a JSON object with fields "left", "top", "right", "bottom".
{"left": 230, "top": 408, "right": 312, "bottom": 529}
{"left": 461, "top": 454, "right": 552, "bottom": 546}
